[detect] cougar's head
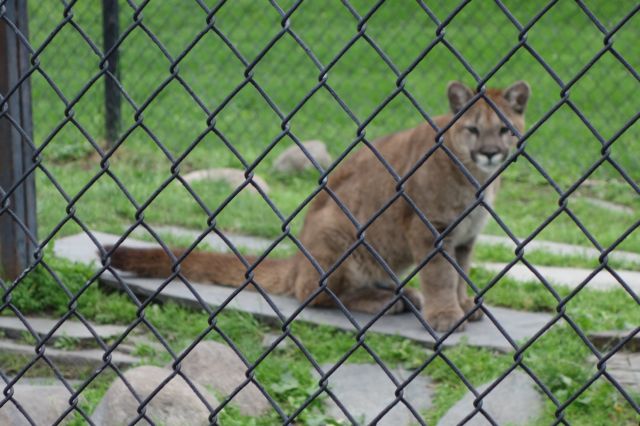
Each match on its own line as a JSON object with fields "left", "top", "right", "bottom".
{"left": 447, "top": 81, "right": 530, "bottom": 174}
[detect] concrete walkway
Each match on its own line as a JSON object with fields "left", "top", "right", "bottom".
{"left": 54, "top": 232, "right": 552, "bottom": 352}
{"left": 55, "top": 230, "right": 640, "bottom": 295}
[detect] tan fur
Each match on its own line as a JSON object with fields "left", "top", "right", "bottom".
{"left": 108, "top": 81, "right": 530, "bottom": 332}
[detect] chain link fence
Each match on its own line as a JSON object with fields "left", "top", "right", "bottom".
{"left": 1, "top": 0, "right": 639, "bottom": 424}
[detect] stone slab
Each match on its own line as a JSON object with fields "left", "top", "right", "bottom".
{"left": 588, "top": 330, "right": 640, "bottom": 352}
{"left": 133, "top": 225, "right": 279, "bottom": 254}
{"left": 599, "top": 352, "right": 640, "bottom": 393}
{"left": 0, "top": 316, "right": 126, "bottom": 344}
{"left": 98, "top": 273, "right": 550, "bottom": 353}
{"left": 314, "top": 363, "right": 433, "bottom": 425}
{"left": 437, "top": 371, "right": 544, "bottom": 425}
{"left": 478, "top": 234, "right": 640, "bottom": 265}
{"left": 480, "top": 262, "right": 640, "bottom": 294}
{"left": 182, "top": 167, "right": 269, "bottom": 194}
{"left": 54, "top": 232, "right": 552, "bottom": 352}
{"left": 54, "top": 229, "right": 282, "bottom": 263}
{"left": 580, "top": 197, "right": 635, "bottom": 215}
{"left": 0, "top": 339, "right": 138, "bottom": 368}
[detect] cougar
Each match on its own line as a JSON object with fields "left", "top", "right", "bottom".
{"left": 108, "top": 81, "right": 530, "bottom": 332}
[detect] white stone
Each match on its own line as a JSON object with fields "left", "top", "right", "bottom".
{"left": 177, "top": 341, "right": 271, "bottom": 416}
{"left": 273, "top": 140, "right": 332, "bottom": 173}
{"left": 91, "top": 365, "right": 218, "bottom": 425}
{"left": 437, "top": 371, "right": 544, "bottom": 425}
{"left": 182, "top": 168, "right": 269, "bottom": 194}
{"left": 315, "top": 363, "right": 433, "bottom": 425}
{"left": 0, "top": 383, "right": 73, "bottom": 425}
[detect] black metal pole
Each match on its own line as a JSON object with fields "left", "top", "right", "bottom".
{"left": 102, "top": 0, "right": 121, "bottom": 147}
{"left": 0, "top": 0, "right": 37, "bottom": 280}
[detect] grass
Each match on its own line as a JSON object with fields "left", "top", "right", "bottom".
{"left": 2, "top": 0, "right": 638, "bottom": 424}
{"left": 26, "top": 0, "right": 638, "bottom": 251}
{"left": 3, "top": 256, "right": 639, "bottom": 424}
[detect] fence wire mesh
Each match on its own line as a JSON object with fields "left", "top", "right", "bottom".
{"left": 1, "top": 0, "right": 639, "bottom": 424}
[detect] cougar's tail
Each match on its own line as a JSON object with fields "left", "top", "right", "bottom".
{"left": 105, "top": 245, "right": 292, "bottom": 295}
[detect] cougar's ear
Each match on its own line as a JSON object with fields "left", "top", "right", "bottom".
{"left": 447, "top": 81, "right": 475, "bottom": 114}
{"left": 503, "top": 80, "right": 530, "bottom": 114}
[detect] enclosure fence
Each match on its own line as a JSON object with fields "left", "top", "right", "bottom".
{"left": 1, "top": 0, "right": 639, "bottom": 424}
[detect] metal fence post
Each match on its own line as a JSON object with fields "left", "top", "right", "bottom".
{"left": 102, "top": 0, "right": 121, "bottom": 147}
{"left": 0, "top": 0, "right": 37, "bottom": 279}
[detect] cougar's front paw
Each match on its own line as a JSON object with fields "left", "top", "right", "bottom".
{"left": 459, "top": 297, "right": 484, "bottom": 322}
{"left": 388, "top": 287, "right": 424, "bottom": 314}
{"left": 402, "top": 287, "right": 423, "bottom": 311}
{"left": 425, "top": 307, "right": 465, "bottom": 332}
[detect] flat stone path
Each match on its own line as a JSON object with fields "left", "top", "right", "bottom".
{"left": 579, "top": 197, "right": 635, "bottom": 215}
{"left": 0, "top": 316, "right": 126, "bottom": 344}
{"left": 133, "top": 225, "right": 281, "bottom": 254}
{"left": 314, "top": 363, "right": 434, "bottom": 425}
{"left": 600, "top": 352, "right": 640, "bottom": 393}
{"left": 56, "top": 231, "right": 640, "bottom": 295}
{"left": 55, "top": 232, "right": 551, "bottom": 352}
{"left": 588, "top": 330, "right": 640, "bottom": 352}
{"left": 437, "top": 371, "right": 544, "bottom": 425}
{"left": 0, "top": 339, "right": 138, "bottom": 368}
{"left": 98, "top": 273, "right": 550, "bottom": 352}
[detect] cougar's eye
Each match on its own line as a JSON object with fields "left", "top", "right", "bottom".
{"left": 465, "top": 126, "right": 479, "bottom": 136}
{"left": 500, "top": 126, "right": 510, "bottom": 135}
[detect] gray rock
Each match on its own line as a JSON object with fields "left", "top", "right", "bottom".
{"left": 0, "top": 316, "right": 126, "bottom": 344}
{"left": 91, "top": 365, "right": 218, "bottom": 426}
{"left": 314, "top": 363, "right": 433, "bottom": 425}
{"left": 0, "top": 383, "right": 73, "bottom": 425}
{"left": 437, "top": 371, "right": 544, "bottom": 426}
{"left": 273, "top": 140, "right": 332, "bottom": 173}
{"left": 0, "top": 339, "right": 138, "bottom": 368}
{"left": 177, "top": 340, "right": 271, "bottom": 416}
{"left": 182, "top": 168, "right": 269, "bottom": 194}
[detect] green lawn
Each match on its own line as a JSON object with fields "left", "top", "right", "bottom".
{"left": 4, "top": 0, "right": 638, "bottom": 424}
{"left": 28, "top": 0, "right": 639, "bottom": 250}
{"left": 5, "top": 255, "right": 639, "bottom": 425}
